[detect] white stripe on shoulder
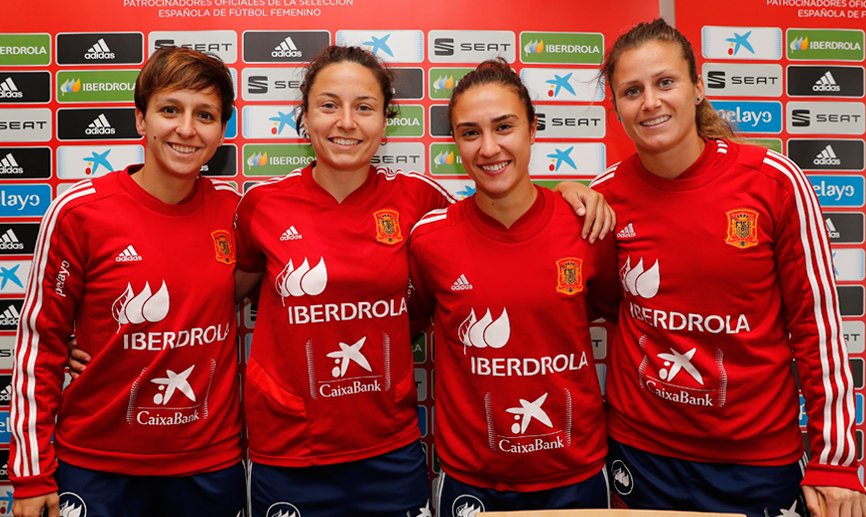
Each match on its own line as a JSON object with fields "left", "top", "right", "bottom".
{"left": 410, "top": 207, "right": 449, "bottom": 235}
{"left": 376, "top": 167, "right": 457, "bottom": 204}
{"left": 13, "top": 180, "right": 97, "bottom": 479}
{"left": 763, "top": 149, "right": 854, "bottom": 466}
{"left": 210, "top": 179, "right": 241, "bottom": 196}
{"left": 589, "top": 162, "right": 621, "bottom": 187}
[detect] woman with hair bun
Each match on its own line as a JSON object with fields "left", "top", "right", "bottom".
{"left": 409, "top": 58, "right": 619, "bottom": 516}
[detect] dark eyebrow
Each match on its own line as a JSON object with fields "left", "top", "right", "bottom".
{"left": 454, "top": 113, "right": 518, "bottom": 130}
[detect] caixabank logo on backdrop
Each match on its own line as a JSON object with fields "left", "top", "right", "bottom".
{"left": 701, "top": 26, "right": 782, "bottom": 60}
{"left": 701, "top": 63, "right": 782, "bottom": 97}
{"left": 56, "top": 70, "right": 138, "bottom": 103}
{"left": 336, "top": 30, "right": 425, "bottom": 63}
{"left": 0, "top": 34, "right": 50, "bottom": 67}
{"left": 243, "top": 144, "right": 314, "bottom": 176}
{"left": 56, "top": 33, "right": 143, "bottom": 65}
{"left": 0, "top": 223, "right": 38, "bottom": 255}
{"left": 535, "top": 106, "right": 605, "bottom": 139}
{"left": 520, "top": 32, "right": 603, "bottom": 64}
{"left": 824, "top": 213, "right": 865, "bottom": 244}
{"left": 788, "top": 139, "right": 864, "bottom": 171}
{"left": 242, "top": 67, "right": 304, "bottom": 101}
{"left": 519, "top": 68, "right": 604, "bottom": 102}
{"left": 0, "top": 148, "right": 51, "bottom": 180}
{"left": 0, "top": 72, "right": 51, "bottom": 103}
{"left": 150, "top": 31, "right": 237, "bottom": 63}
{"left": 529, "top": 143, "right": 606, "bottom": 176}
{"left": 242, "top": 31, "right": 329, "bottom": 63}
{"left": 787, "top": 66, "right": 864, "bottom": 98}
{"left": 0, "top": 108, "right": 51, "bottom": 142}
{"left": 57, "top": 108, "right": 140, "bottom": 141}
{"left": 371, "top": 142, "right": 425, "bottom": 168}
{"left": 429, "top": 30, "right": 516, "bottom": 63}
{"left": 787, "top": 102, "right": 865, "bottom": 135}
{"left": 242, "top": 105, "right": 301, "bottom": 139}
{"left": 787, "top": 28, "right": 864, "bottom": 61}
{"left": 711, "top": 100, "right": 782, "bottom": 134}
{"left": 57, "top": 144, "right": 143, "bottom": 179}
{"left": 202, "top": 145, "right": 238, "bottom": 177}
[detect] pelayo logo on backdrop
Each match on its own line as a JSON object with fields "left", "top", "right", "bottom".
{"left": 519, "top": 32, "right": 603, "bottom": 64}
{"left": 56, "top": 33, "right": 143, "bottom": 65}
{"left": 809, "top": 175, "right": 864, "bottom": 207}
{"left": 0, "top": 34, "right": 50, "bottom": 66}
{"left": 711, "top": 100, "right": 782, "bottom": 133}
{"left": 0, "top": 185, "right": 51, "bottom": 217}
{"left": 787, "top": 28, "right": 864, "bottom": 61}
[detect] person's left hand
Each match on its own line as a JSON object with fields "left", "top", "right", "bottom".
{"left": 553, "top": 181, "right": 616, "bottom": 243}
{"left": 804, "top": 485, "right": 866, "bottom": 517}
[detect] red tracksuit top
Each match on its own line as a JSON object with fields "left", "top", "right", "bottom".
{"left": 11, "top": 167, "right": 243, "bottom": 498}
{"left": 234, "top": 163, "right": 453, "bottom": 466}
{"left": 409, "top": 186, "right": 619, "bottom": 491}
{"left": 592, "top": 139, "right": 863, "bottom": 492}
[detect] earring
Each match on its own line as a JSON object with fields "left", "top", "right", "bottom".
{"left": 695, "top": 97, "right": 702, "bottom": 103}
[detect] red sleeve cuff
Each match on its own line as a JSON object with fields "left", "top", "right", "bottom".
{"left": 802, "top": 462, "right": 865, "bottom": 493}
{"left": 11, "top": 468, "right": 58, "bottom": 500}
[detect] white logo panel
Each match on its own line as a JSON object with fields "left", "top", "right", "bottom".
{"left": 701, "top": 26, "right": 783, "bottom": 60}
{"left": 520, "top": 67, "right": 604, "bottom": 102}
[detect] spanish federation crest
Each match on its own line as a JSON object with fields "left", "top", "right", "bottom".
{"left": 373, "top": 209, "right": 403, "bottom": 245}
{"left": 211, "top": 229, "right": 236, "bottom": 265}
{"left": 556, "top": 257, "right": 584, "bottom": 295}
{"left": 724, "top": 209, "right": 759, "bottom": 249}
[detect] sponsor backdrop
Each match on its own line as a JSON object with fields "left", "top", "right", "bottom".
{"left": 0, "top": 0, "right": 862, "bottom": 511}
{"left": 675, "top": 1, "right": 866, "bottom": 477}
